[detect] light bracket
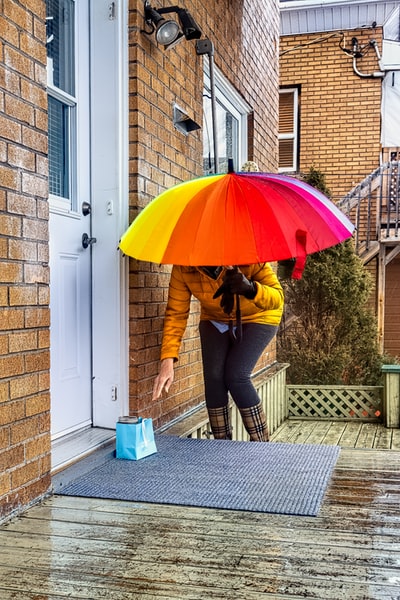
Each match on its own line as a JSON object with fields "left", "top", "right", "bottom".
{"left": 143, "top": 2, "right": 202, "bottom": 48}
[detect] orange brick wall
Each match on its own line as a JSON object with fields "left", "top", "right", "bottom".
{"left": 280, "top": 28, "right": 383, "bottom": 202}
{"left": 128, "top": 0, "right": 280, "bottom": 428}
{"left": 0, "top": 0, "right": 51, "bottom": 519}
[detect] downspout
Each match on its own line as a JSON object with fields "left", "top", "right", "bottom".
{"left": 196, "top": 38, "right": 219, "bottom": 174}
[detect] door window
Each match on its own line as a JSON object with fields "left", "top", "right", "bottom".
{"left": 46, "top": 0, "right": 77, "bottom": 211}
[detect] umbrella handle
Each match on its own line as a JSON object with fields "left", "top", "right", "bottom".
{"left": 228, "top": 294, "right": 242, "bottom": 343}
{"left": 227, "top": 267, "right": 242, "bottom": 343}
{"left": 235, "top": 294, "right": 242, "bottom": 342}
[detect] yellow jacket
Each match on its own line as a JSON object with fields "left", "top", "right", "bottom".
{"left": 160, "top": 264, "right": 284, "bottom": 361}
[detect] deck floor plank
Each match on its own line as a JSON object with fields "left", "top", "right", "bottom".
{"left": 392, "top": 428, "right": 400, "bottom": 451}
{"left": 355, "top": 422, "right": 379, "bottom": 448}
{"left": 1, "top": 421, "right": 400, "bottom": 599}
{"left": 299, "top": 420, "right": 333, "bottom": 444}
{"left": 309, "top": 420, "right": 345, "bottom": 446}
{"left": 270, "top": 419, "right": 303, "bottom": 443}
{"left": 373, "top": 426, "right": 394, "bottom": 450}
{"left": 336, "top": 421, "right": 363, "bottom": 447}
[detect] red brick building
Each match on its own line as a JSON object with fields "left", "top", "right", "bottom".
{"left": 0, "top": 0, "right": 280, "bottom": 521}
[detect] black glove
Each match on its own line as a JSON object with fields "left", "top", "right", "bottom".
{"left": 213, "top": 269, "right": 257, "bottom": 315}
{"left": 218, "top": 291, "right": 235, "bottom": 315}
{"left": 214, "top": 269, "right": 257, "bottom": 300}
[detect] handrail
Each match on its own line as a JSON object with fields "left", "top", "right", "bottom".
{"left": 338, "top": 161, "right": 400, "bottom": 257}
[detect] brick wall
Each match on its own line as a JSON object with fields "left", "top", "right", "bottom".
{"left": 0, "top": 0, "right": 50, "bottom": 519}
{"left": 280, "top": 28, "right": 383, "bottom": 202}
{"left": 128, "top": 0, "right": 280, "bottom": 428}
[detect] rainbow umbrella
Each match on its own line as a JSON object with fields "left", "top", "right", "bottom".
{"left": 119, "top": 169, "right": 354, "bottom": 272}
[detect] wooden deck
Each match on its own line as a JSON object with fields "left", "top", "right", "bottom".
{"left": 1, "top": 420, "right": 400, "bottom": 599}
{"left": 271, "top": 418, "right": 400, "bottom": 450}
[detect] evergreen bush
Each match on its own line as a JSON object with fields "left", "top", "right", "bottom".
{"left": 277, "top": 167, "right": 394, "bottom": 386}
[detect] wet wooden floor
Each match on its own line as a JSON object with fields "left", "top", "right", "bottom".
{"left": 271, "top": 418, "right": 400, "bottom": 450}
{"left": 1, "top": 421, "right": 400, "bottom": 599}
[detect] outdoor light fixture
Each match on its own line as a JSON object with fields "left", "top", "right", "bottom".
{"left": 143, "top": 1, "right": 202, "bottom": 49}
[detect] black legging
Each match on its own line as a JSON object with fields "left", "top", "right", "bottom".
{"left": 199, "top": 320, "right": 278, "bottom": 410}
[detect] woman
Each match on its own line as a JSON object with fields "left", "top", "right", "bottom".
{"left": 152, "top": 263, "right": 284, "bottom": 441}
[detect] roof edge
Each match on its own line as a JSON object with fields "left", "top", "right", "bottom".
{"left": 280, "top": 0, "right": 389, "bottom": 10}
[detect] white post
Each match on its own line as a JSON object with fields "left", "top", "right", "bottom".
{"left": 382, "top": 365, "right": 400, "bottom": 428}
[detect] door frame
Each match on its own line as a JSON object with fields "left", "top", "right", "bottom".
{"left": 89, "top": 0, "right": 129, "bottom": 428}
{"left": 48, "top": 0, "right": 94, "bottom": 439}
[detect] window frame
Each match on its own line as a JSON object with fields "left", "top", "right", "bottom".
{"left": 46, "top": 0, "right": 78, "bottom": 215}
{"left": 203, "top": 62, "right": 250, "bottom": 174}
{"left": 278, "top": 87, "right": 299, "bottom": 173}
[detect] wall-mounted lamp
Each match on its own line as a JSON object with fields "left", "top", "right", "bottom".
{"left": 143, "top": 1, "right": 202, "bottom": 50}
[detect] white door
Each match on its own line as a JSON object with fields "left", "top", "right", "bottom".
{"left": 89, "top": 0, "right": 129, "bottom": 429}
{"left": 48, "top": 0, "right": 129, "bottom": 440}
{"left": 47, "top": 0, "right": 93, "bottom": 437}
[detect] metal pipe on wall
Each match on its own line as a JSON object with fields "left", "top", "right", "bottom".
{"left": 196, "top": 38, "right": 219, "bottom": 173}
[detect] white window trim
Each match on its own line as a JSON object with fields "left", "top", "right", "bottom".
{"left": 47, "top": 0, "right": 78, "bottom": 215}
{"left": 279, "top": 87, "right": 298, "bottom": 173}
{"left": 203, "top": 61, "right": 250, "bottom": 170}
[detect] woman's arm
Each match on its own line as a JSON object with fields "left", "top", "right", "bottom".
{"left": 250, "top": 263, "right": 284, "bottom": 311}
{"left": 159, "top": 266, "right": 192, "bottom": 361}
{"left": 153, "top": 266, "right": 192, "bottom": 399}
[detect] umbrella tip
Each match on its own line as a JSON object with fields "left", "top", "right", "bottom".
{"left": 228, "top": 158, "right": 234, "bottom": 173}
{"left": 240, "top": 161, "right": 260, "bottom": 172}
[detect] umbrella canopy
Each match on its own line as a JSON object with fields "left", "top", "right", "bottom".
{"left": 119, "top": 171, "right": 354, "bottom": 267}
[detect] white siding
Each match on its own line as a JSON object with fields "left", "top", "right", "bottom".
{"left": 280, "top": 1, "right": 399, "bottom": 35}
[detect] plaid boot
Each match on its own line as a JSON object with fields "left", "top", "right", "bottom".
{"left": 207, "top": 405, "right": 232, "bottom": 440}
{"left": 239, "top": 403, "right": 269, "bottom": 442}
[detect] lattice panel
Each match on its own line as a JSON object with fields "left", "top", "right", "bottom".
{"left": 287, "top": 385, "right": 383, "bottom": 421}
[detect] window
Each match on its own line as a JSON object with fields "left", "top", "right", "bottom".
{"left": 279, "top": 88, "right": 298, "bottom": 172}
{"left": 48, "top": 96, "right": 70, "bottom": 198}
{"left": 46, "top": 0, "right": 77, "bottom": 210}
{"left": 203, "top": 64, "right": 250, "bottom": 174}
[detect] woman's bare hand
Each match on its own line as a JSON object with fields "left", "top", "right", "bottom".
{"left": 152, "top": 358, "right": 175, "bottom": 401}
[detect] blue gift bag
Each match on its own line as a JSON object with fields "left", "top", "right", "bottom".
{"left": 116, "top": 417, "right": 157, "bottom": 460}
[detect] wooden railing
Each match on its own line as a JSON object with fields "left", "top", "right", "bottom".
{"left": 287, "top": 385, "right": 382, "bottom": 421}
{"left": 163, "top": 364, "right": 400, "bottom": 438}
{"left": 164, "top": 363, "right": 290, "bottom": 440}
{"left": 232, "top": 362, "right": 289, "bottom": 441}
{"left": 337, "top": 160, "right": 400, "bottom": 261}
{"left": 382, "top": 365, "right": 400, "bottom": 427}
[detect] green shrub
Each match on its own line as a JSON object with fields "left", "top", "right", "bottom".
{"left": 277, "top": 167, "right": 396, "bottom": 386}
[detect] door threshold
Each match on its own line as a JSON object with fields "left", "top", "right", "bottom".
{"left": 51, "top": 426, "right": 115, "bottom": 474}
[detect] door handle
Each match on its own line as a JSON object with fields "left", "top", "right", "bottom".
{"left": 82, "top": 233, "right": 97, "bottom": 249}
{"left": 82, "top": 201, "right": 92, "bottom": 216}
